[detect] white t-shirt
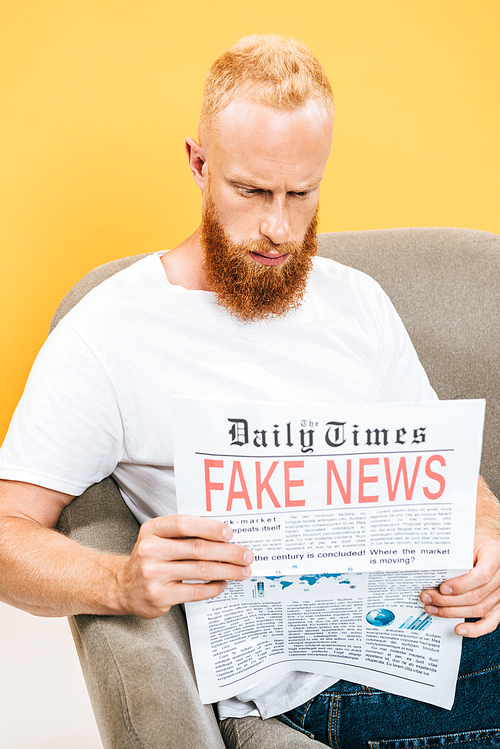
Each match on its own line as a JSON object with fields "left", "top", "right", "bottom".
{"left": 0, "top": 251, "right": 436, "bottom": 718}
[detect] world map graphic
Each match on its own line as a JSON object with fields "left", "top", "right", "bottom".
{"left": 263, "top": 573, "right": 358, "bottom": 590}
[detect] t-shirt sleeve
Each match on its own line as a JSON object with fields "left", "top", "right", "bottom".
{"left": 367, "top": 280, "right": 437, "bottom": 403}
{"left": 0, "top": 320, "right": 125, "bottom": 495}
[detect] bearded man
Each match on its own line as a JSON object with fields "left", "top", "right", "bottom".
{"left": 0, "top": 34, "right": 499, "bottom": 748}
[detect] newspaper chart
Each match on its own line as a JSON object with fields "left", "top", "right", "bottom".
{"left": 172, "top": 398, "right": 485, "bottom": 709}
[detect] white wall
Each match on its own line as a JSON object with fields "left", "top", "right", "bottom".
{"left": 0, "top": 602, "right": 102, "bottom": 748}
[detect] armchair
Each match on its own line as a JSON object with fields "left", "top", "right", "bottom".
{"left": 53, "top": 227, "right": 500, "bottom": 748}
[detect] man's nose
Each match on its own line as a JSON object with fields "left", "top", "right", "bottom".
{"left": 260, "top": 197, "right": 291, "bottom": 245}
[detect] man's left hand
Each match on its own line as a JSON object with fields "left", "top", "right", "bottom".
{"left": 420, "top": 532, "right": 500, "bottom": 637}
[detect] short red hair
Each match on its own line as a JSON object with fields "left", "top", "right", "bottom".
{"left": 199, "top": 34, "right": 334, "bottom": 139}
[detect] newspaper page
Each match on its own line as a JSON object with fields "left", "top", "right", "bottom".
{"left": 172, "top": 398, "right": 485, "bottom": 710}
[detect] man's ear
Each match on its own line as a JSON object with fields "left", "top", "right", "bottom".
{"left": 185, "top": 137, "right": 206, "bottom": 190}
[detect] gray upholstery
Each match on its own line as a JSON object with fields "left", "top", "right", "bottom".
{"left": 53, "top": 228, "right": 500, "bottom": 748}
{"left": 57, "top": 481, "right": 226, "bottom": 748}
{"left": 317, "top": 228, "right": 500, "bottom": 496}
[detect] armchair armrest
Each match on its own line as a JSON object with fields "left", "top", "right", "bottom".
{"left": 57, "top": 478, "right": 322, "bottom": 748}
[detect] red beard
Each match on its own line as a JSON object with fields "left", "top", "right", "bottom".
{"left": 201, "top": 196, "right": 318, "bottom": 322}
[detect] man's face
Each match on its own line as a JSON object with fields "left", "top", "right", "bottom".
{"left": 201, "top": 191, "right": 318, "bottom": 321}
{"left": 196, "top": 97, "right": 333, "bottom": 321}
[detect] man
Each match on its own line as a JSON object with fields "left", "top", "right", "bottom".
{"left": 0, "top": 34, "right": 499, "bottom": 746}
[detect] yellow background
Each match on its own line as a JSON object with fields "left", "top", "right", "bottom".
{"left": 1, "top": 1, "right": 499, "bottom": 442}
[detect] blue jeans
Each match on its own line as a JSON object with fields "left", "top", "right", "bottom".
{"left": 278, "top": 622, "right": 500, "bottom": 748}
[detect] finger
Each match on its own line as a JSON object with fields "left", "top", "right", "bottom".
{"left": 421, "top": 586, "right": 491, "bottom": 609}
{"left": 421, "top": 582, "right": 500, "bottom": 610}
{"left": 420, "top": 562, "right": 500, "bottom": 606}
{"left": 166, "top": 559, "right": 253, "bottom": 583}
{"left": 421, "top": 573, "right": 500, "bottom": 611}
{"left": 435, "top": 565, "right": 498, "bottom": 597}
{"left": 455, "top": 609, "right": 500, "bottom": 638}
{"left": 421, "top": 585, "right": 500, "bottom": 619}
{"left": 137, "top": 534, "right": 254, "bottom": 567}
{"left": 137, "top": 580, "right": 230, "bottom": 613}
{"left": 169, "top": 580, "right": 230, "bottom": 605}
{"left": 423, "top": 600, "right": 490, "bottom": 620}
{"left": 176, "top": 536, "right": 254, "bottom": 565}
{"left": 442, "top": 535, "right": 500, "bottom": 596}
{"left": 145, "top": 514, "right": 235, "bottom": 543}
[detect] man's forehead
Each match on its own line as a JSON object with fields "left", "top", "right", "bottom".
{"left": 211, "top": 95, "right": 332, "bottom": 141}
{"left": 205, "top": 97, "right": 332, "bottom": 184}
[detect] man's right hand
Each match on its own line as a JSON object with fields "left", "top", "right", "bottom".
{"left": 117, "top": 514, "right": 254, "bottom": 618}
{"left": 0, "top": 480, "right": 253, "bottom": 618}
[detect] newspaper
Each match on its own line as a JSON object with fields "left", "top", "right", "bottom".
{"left": 172, "top": 398, "right": 485, "bottom": 710}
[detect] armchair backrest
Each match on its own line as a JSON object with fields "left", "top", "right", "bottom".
{"left": 317, "top": 227, "right": 500, "bottom": 497}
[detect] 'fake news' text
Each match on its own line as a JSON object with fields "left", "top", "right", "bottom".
{"left": 203, "top": 454, "right": 446, "bottom": 513}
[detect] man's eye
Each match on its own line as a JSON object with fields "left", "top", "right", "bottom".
{"left": 240, "top": 188, "right": 262, "bottom": 195}
{"left": 291, "top": 191, "right": 308, "bottom": 198}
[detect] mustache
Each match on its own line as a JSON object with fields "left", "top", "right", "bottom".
{"left": 230, "top": 220, "right": 318, "bottom": 259}
{"left": 231, "top": 237, "right": 304, "bottom": 256}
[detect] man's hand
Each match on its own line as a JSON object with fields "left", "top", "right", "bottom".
{"left": 420, "top": 532, "right": 500, "bottom": 637}
{"left": 420, "top": 477, "right": 500, "bottom": 637}
{"left": 0, "top": 480, "right": 253, "bottom": 618}
{"left": 116, "top": 514, "right": 254, "bottom": 619}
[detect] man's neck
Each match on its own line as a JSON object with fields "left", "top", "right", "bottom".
{"left": 161, "top": 228, "right": 210, "bottom": 291}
